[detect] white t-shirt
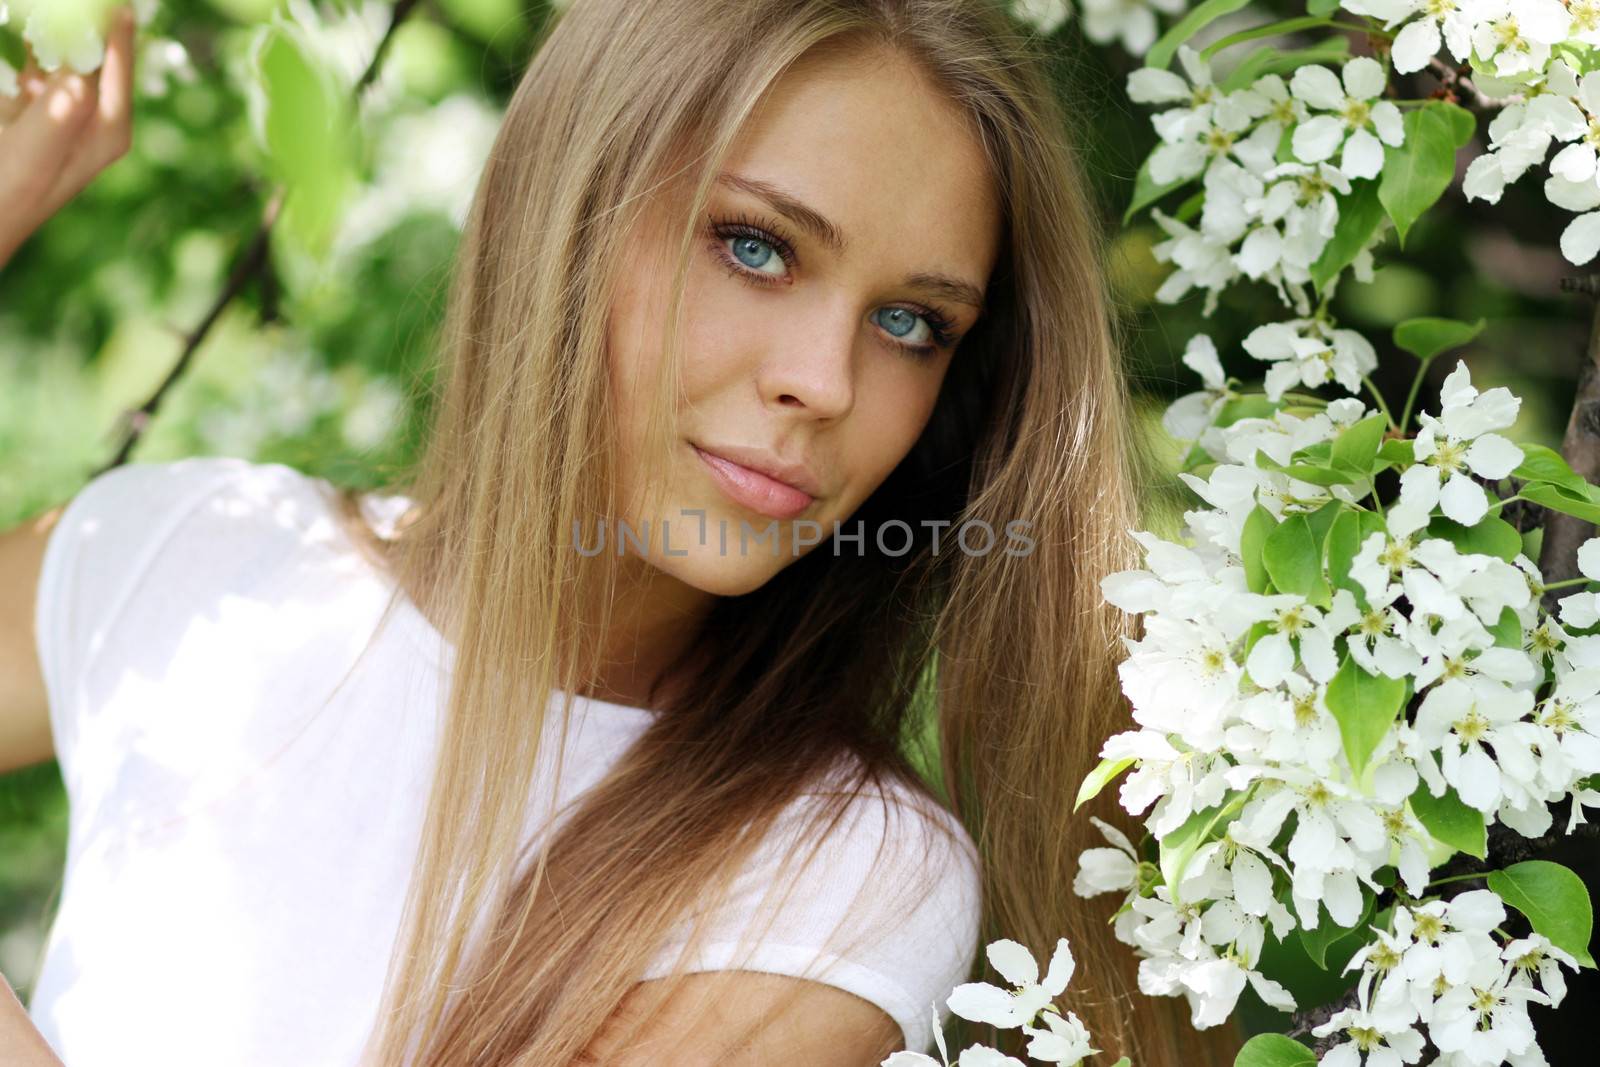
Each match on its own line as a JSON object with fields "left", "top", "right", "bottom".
{"left": 24, "top": 455, "right": 981, "bottom": 1064}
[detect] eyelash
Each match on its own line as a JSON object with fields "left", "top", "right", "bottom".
{"left": 703, "top": 211, "right": 958, "bottom": 359}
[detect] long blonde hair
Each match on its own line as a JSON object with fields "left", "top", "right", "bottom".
{"left": 332, "top": 0, "right": 1236, "bottom": 1062}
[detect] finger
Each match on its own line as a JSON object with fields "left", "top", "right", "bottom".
{"left": 37, "top": 13, "right": 139, "bottom": 221}
{"left": 0, "top": 72, "right": 96, "bottom": 235}
{"left": 93, "top": 5, "right": 136, "bottom": 152}
{"left": 0, "top": 52, "right": 43, "bottom": 127}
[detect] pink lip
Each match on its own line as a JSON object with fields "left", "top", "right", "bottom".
{"left": 692, "top": 444, "right": 816, "bottom": 520}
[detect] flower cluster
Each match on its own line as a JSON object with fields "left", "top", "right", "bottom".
{"left": 1128, "top": 48, "right": 1399, "bottom": 314}
{"left": 1318, "top": 892, "right": 1578, "bottom": 1066}
{"left": 881, "top": 939, "right": 1120, "bottom": 1067}
{"left": 1075, "top": 339, "right": 1599, "bottom": 1063}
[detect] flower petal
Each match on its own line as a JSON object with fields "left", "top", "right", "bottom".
{"left": 1439, "top": 472, "right": 1490, "bottom": 525}
{"left": 1465, "top": 433, "right": 1524, "bottom": 480}
{"left": 1392, "top": 19, "right": 1442, "bottom": 75}
{"left": 985, "top": 939, "right": 1039, "bottom": 987}
{"left": 1561, "top": 210, "right": 1600, "bottom": 266}
{"left": 1340, "top": 128, "right": 1385, "bottom": 180}
{"left": 1293, "top": 115, "right": 1344, "bottom": 164}
{"left": 1290, "top": 65, "right": 1344, "bottom": 111}
{"left": 1342, "top": 56, "right": 1385, "bottom": 100}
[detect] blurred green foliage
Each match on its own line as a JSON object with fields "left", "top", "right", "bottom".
{"left": 0, "top": 0, "right": 563, "bottom": 998}
{"left": 0, "top": 0, "right": 1584, "bottom": 1040}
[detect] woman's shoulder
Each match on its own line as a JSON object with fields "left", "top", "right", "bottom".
{"left": 41, "top": 456, "right": 394, "bottom": 661}
{"left": 62, "top": 455, "right": 402, "bottom": 549}
{"left": 60, "top": 455, "right": 324, "bottom": 535}
{"left": 658, "top": 760, "right": 982, "bottom": 1054}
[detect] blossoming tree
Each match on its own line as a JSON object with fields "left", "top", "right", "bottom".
{"left": 1044, "top": 0, "right": 1600, "bottom": 1064}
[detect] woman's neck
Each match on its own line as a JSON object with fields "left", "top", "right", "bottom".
{"left": 576, "top": 557, "right": 714, "bottom": 709}
{"left": 385, "top": 534, "right": 713, "bottom": 711}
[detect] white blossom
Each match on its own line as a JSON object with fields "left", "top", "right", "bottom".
{"left": 1242, "top": 317, "right": 1378, "bottom": 401}
{"left": 1471, "top": 0, "right": 1571, "bottom": 79}
{"left": 1395, "top": 361, "right": 1523, "bottom": 527}
{"left": 1355, "top": 0, "right": 1479, "bottom": 75}
{"left": 948, "top": 938, "right": 1076, "bottom": 1030}
{"left": 1163, "top": 333, "right": 1235, "bottom": 441}
{"left": 1080, "top": 0, "right": 1186, "bottom": 56}
{"left": 1289, "top": 58, "right": 1406, "bottom": 179}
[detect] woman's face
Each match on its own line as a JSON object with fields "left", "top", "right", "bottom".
{"left": 606, "top": 45, "right": 1003, "bottom": 598}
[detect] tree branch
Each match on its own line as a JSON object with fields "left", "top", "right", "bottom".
{"left": 92, "top": 0, "right": 424, "bottom": 476}
{"left": 1535, "top": 274, "right": 1600, "bottom": 609}
{"left": 1425, "top": 56, "right": 1501, "bottom": 111}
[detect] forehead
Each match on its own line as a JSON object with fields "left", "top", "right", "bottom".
{"left": 718, "top": 45, "right": 1003, "bottom": 286}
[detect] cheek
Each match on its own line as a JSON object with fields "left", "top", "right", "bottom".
{"left": 842, "top": 361, "right": 947, "bottom": 494}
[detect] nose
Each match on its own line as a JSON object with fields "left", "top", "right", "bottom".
{"left": 757, "top": 306, "right": 856, "bottom": 421}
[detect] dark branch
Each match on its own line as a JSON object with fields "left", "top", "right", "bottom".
{"left": 94, "top": 0, "right": 424, "bottom": 475}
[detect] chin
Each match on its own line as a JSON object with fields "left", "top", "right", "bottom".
{"left": 648, "top": 545, "right": 786, "bottom": 597}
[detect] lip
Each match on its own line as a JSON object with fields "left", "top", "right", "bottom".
{"left": 691, "top": 442, "right": 820, "bottom": 520}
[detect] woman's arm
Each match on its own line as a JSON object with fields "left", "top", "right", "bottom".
{"left": 0, "top": 507, "right": 66, "bottom": 774}
{"left": 576, "top": 971, "right": 904, "bottom": 1066}
{"left": 0, "top": 972, "right": 64, "bottom": 1067}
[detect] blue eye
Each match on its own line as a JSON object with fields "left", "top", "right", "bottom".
{"left": 873, "top": 307, "right": 931, "bottom": 346}
{"left": 728, "top": 235, "right": 784, "bottom": 275}
{"left": 705, "top": 211, "right": 959, "bottom": 359}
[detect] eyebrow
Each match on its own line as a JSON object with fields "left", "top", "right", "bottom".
{"left": 714, "top": 172, "right": 988, "bottom": 315}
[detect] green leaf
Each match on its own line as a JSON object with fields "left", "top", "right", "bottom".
{"left": 1327, "top": 509, "right": 1385, "bottom": 603}
{"left": 1300, "top": 892, "right": 1375, "bottom": 968}
{"left": 1409, "top": 783, "right": 1487, "bottom": 859}
{"left": 1523, "top": 481, "right": 1600, "bottom": 525}
{"left": 1331, "top": 413, "right": 1388, "bottom": 474}
{"left": 1234, "top": 1034, "right": 1316, "bottom": 1067}
{"left": 435, "top": 0, "right": 530, "bottom": 51}
{"left": 1393, "top": 317, "right": 1486, "bottom": 362}
{"left": 1264, "top": 514, "right": 1329, "bottom": 603}
{"left": 1242, "top": 619, "right": 1275, "bottom": 679}
{"left": 1215, "top": 394, "right": 1281, "bottom": 427}
{"left": 1487, "top": 605, "right": 1524, "bottom": 649}
{"left": 1378, "top": 438, "right": 1415, "bottom": 466}
{"left": 1306, "top": 498, "right": 1344, "bottom": 550}
{"left": 1160, "top": 793, "right": 1247, "bottom": 893}
{"left": 1174, "top": 189, "right": 1205, "bottom": 223}
{"left": 1379, "top": 103, "right": 1462, "bottom": 247}
{"left": 1310, "top": 178, "right": 1385, "bottom": 292}
{"left": 1274, "top": 122, "right": 1299, "bottom": 166}
{"left": 1201, "top": 16, "right": 1339, "bottom": 59}
{"left": 1425, "top": 516, "right": 1523, "bottom": 562}
{"left": 1325, "top": 656, "right": 1407, "bottom": 775}
{"left": 1515, "top": 444, "right": 1590, "bottom": 495}
{"left": 250, "top": 21, "right": 359, "bottom": 258}
{"left": 0, "top": 26, "right": 29, "bottom": 71}
{"left": 1487, "top": 860, "right": 1597, "bottom": 967}
{"left": 1260, "top": 459, "right": 1364, "bottom": 487}
{"left": 1439, "top": 100, "right": 1475, "bottom": 146}
{"left": 1075, "top": 757, "right": 1136, "bottom": 811}
{"left": 1307, "top": 0, "right": 1340, "bottom": 13}
{"left": 1225, "top": 38, "right": 1351, "bottom": 89}
{"left": 1125, "top": 155, "right": 1191, "bottom": 225}
{"left": 1241, "top": 505, "right": 1277, "bottom": 594}
{"left": 1145, "top": 0, "right": 1252, "bottom": 70}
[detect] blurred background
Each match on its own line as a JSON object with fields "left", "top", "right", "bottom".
{"left": 0, "top": 0, "right": 1587, "bottom": 1036}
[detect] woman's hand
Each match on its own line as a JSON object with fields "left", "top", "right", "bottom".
{"left": 0, "top": 971, "right": 63, "bottom": 1067}
{"left": 0, "top": 4, "right": 137, "bottom": 272}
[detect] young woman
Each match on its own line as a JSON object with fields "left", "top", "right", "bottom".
{"left": 0, "top": 1, "right": 1226, "bottom": 1064}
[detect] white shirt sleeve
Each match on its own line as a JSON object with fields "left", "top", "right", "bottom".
{"left": 33, "top": 456, "right": 258, "bottom": 795}
{"left": 638, "top": 773, "right": 983, "bottom": 1056}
